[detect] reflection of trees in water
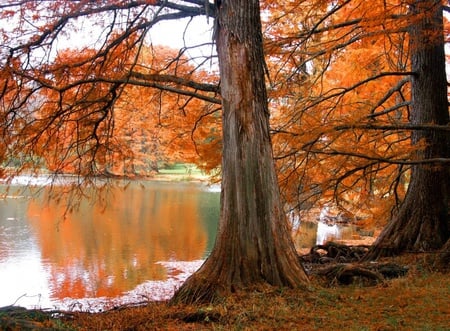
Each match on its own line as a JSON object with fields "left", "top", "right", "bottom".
{"left": 294, "top": 221, "right": 317, "bottom": 249}
{"left": 294, "top": 221, "right": 356, "bottom": 249}
{"left": 27, "top": 183, "right": 208, "bottom": 299}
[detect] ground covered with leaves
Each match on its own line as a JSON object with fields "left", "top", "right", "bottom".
{"left": 1, "top": 254, "right": 449, "bottom": 331}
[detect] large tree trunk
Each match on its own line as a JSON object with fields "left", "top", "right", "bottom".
{"left": 365, "top": 0, "right": 449, "bottom": 260}
{"left": 172, "top": 0, "right": 308, "bottom": 304}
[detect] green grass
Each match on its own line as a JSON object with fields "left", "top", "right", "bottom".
{"left": 156, "top": 163, "right": 207, "bottom": 180}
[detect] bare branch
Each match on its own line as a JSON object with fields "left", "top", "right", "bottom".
{"left": 121, "top": 78, "right": 221, "bottom": 104}
{"left": 130, "top": 71, "right": 218, "bottom": 93}
{"left": 302, "top": 71, "right": 415, "bottom": 114}
{"left": 368, "top": 78, "right": 410, "bottom": 116}
{"left": 334, "top": 123, "right": 450, "bottom": 132}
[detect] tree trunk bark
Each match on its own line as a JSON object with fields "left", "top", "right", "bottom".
{"left": 365, "top": 0, "right": 449, "bottom": 260}
{"left": 172, "top": 0, "right": 309, "bottom": 303}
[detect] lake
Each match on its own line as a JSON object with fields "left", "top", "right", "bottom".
{"left": 0, "top": 177, "right": 357, "bottom": 311}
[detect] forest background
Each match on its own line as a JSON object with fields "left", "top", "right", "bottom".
{"left": 0, "top": 0, "right": 449, "bottom": 310}
{"left": 1, "top": 0, "right": 447, "bottom": 230}
{"left": 0, "top": 0, "right": 449, "bottom": 329}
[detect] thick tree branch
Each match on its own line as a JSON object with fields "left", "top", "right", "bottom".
{"left": 368, "top": 78, "right": 410, "bottom": 116}
{"left": 130, "top": 71, "right": 219, "bottom": 93}
{"left": 121, "top": 79, "right": 221, "bottom": 104}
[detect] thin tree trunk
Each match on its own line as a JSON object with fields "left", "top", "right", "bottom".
{"left": 365, "top": 0, "right": 449, "bottom": 260}
{"left": 172, "top": 0, "right": 308, "bottom": 304}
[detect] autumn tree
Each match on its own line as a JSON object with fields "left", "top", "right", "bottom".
{"left": 1, "top": 0, "right": 448, "bottom": 308}
{"left": 264, "top": 0, "right": 419, "bottom": 223}
{"left": 0, "top": 0, "right": 308, "bottom": 304}
{"left": 1, "top": 1, "right": 220, "bottom": 178}
{"left": 172, "top": 0, "right": 309, "bottom": 303}
{"left": 113, "top": 45, "right": 222, "bottom": 175}
{"left": 35, "top": 45, "right": 220, "bottom": 176}
{"left": 366, "top": 0, "right": 449, "bottom": 258}
{"left": 263, "top": 0, "right": 449, "bottom": 257}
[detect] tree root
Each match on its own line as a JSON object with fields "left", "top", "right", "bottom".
{"left": 299, "top": 242, "right": 409, "bottom": 286}
{"left": 313, "top": 264, "right": 383, "bottom": 285}
{"left": 300, "top": 242, "right": 370, "bottom": 265}
{"left": 311, "top": 262, "right": 409, "bottom": 286}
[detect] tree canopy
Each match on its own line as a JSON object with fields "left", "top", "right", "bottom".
{"left": 0, "top": 0, "right": 449, "bottom": 302}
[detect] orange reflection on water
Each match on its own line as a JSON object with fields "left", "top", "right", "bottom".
{"left": 27, "top": 182, "right": 208, "bottom": 300}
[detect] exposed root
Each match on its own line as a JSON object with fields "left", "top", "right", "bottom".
{"left": 300, "top": 242, "right": 370, "bottom": 265}
{"left": 314, "top": 264, "right": 384, "bottom": 285}
{"left": 299, "top": 242, "right": 409, "bottom": 286}
{"left": 311, "top": 262, "right": 409, "bottom": 286}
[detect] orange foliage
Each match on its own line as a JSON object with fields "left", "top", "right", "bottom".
{"left": 1, "top": 0, "right": 447, "bottom": 228}
{"left": 21, "top": 42, "right": 221, "bottom": 177}
{"left": 0, "top": 1, "right": 221, "bottom": 178}
{"left": 112, "top": 46, "right": 221, "bottom": 175}
{"left": 262, "top": 0, "right": 437, "bottom": 227}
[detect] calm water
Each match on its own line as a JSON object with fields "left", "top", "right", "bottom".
{"left": 0, "top": 177, "right": 356, "bottom": 311}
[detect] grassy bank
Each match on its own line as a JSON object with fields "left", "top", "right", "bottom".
{"left": 2, "top": 256, "right": 449, "bottom": 330}
{"left": 154, "top": 163, "right": 212, "bottom": 182}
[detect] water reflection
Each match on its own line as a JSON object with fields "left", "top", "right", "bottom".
{"left": 0, "top": 179, "right": 359, "bottom": 310}
{"left": 0, "top": 180, "right": 220, "bottom": 309}
{"left": 294, "top": 220, "right": 356, "bottom": 250}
